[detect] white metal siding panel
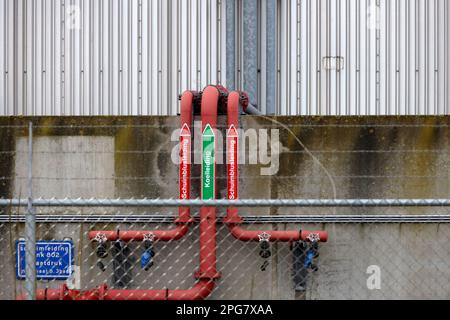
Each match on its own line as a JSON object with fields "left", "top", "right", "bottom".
{"left": 279, "top": 0, "right": 449, "bottom": 115}
{"left": 250, "top": 0, "right": 448, "bottom": 115}
{"left": 0, "top": 0, "right": 449, "bottom": 116}
{"left": 0, "top": 0, "right": 227, "bottom": 116}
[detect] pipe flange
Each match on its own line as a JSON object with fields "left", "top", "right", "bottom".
{"left": 306, "top": 232, "right": 320, "bottom": 243}
{"left": 258, "top": 232, "right": 271, "bottom": 242}
{"left": 98, "top": 284, "right": 108, "bottom": 300}
{"left": 143, "top": 232, "right": 155, "bottom": 243}
{"left": 94, "top": 233, "right": 107, "bottom": 243}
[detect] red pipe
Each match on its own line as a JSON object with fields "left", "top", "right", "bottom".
{"left": 20, "top": 280, "right": 214, "bottom": 300}
{"left": 21, "top": 87, "right": 222, "bottom": 301}
{"left": 223, "top": 91, "right": 328, "bottom": 243}
{"left": 196, "top": 85, "right": 226, "bottom": 280}
{"left": 88, "top": 91, "right": 196, "bottom": 243}
{"left": 227, "top": 226, "right": 328, "bottom": 242}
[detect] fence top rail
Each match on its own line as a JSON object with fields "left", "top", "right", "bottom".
{"left": 1, "top": 214, "right": 450, "bottom": 224}
{"left": 1, "top": 198, "right": 450, "bottom": 207}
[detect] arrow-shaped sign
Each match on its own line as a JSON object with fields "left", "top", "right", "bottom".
{"left": 179, "top": 123, "right": 191, "bottom": 200}
{"left": 202, "top": 124, "right": 215, "bottom": 200}
{"left": 227, "top": 125, "right": 238, "bottom": 200}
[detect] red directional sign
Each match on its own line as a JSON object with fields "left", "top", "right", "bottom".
{"left": 179, "top": 123, "right": 191, "bottom": 200}
{"left": 227, "top": 124, "right": 238, "bottom": 200}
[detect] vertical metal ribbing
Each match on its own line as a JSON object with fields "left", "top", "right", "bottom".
{"left": 166, "top": 0, "right": 171, "bottom": 114}
{"left": 317, "top": 0, "right": 321, "bottom": 115}
{"left": 187, "top": 0, "right": 191, "bottom": 91}
{"left": 13, "top": 0, "right": 18, "bottom": 115}
{"left": 256, "top": 0, "right": 261, "bottom": 111}
{"left": 434, "top": 0, "right": 438, "bottom": 114}
{"left": 345, "top": 0, "right": 349, "bottom": 115}
{"left": 61, "top": 0, "right": 66, "bottom": 115}
{"left": 237, "top": 0, "right": 243, "bottom": 91}
{"left": 2, "top": 0, "right": 6, "bottom": 114}
{"left": 119, "top": 0, "right": 123, "bottom": 115}
{"left": 127, "top": 0, "right": 131, "bottom": 115}
{"left": 206, "top": 0, "right": 210, "bottom": 85}
{"left": 326, "top": 0, "right": 330, "bottom": 115}
{"left": 285, "top": 0, "right": 291, "bottom": 115}
{"left": 107, "top": 0, "right": 112, "bottom": 116}
{"left": 405, "top": 0, "right": 410, "bottom": 115}
{"left": 32, "top": 0, "right": 35, "bottom": 116}
{"left": 89, "top": 0, "right": 93, "bottom": 115}
{"left": 376, "top": 0, "right": 381, "bottom": 116}
{"left": 157, "top": 0, "right": 161, "bottom": 113}
{"left": 81, "top": 0, "right": 85, "bottom": 115}
{"left": 355, "top": 0, "right": 360, "bottom": 115}
{"left": 336, "top": 0, "right": 340, "bottom": 116}
{"left": 196, "top": 0, "right": 200, "bottom": 91}
{"left": 425, "top": 0, "right": 429, "bottom": 115}
{"left": 217, "top": 0, "right": 222, "bottom": 85}
{"left": 260, "top": 1, "right": 269, "bottom": 114}
{"left": 226, "top": 0, "right": 235, "bottom": 90}
{"left": 296, "top": 0, "right": 300, "bottom": 115}
{"left": 265, "top": 0, "right": 276, "bottom": 115}
{"left": 42, "top": 0, "right": 46, "bottom": 115}
{"left": 446, "top": 0, "right": 449, "bottom": 114}
{"left": 70, "top": 0, "right": 74, "bottom": 115}
{"left": 395, "top": 0, "right": 399, "bottom": 115}
{"left": 138, "top": 0, "right": 142, "bottom": 115}
{"left": 414, "top": 0, "right": 419, "bottom": 115}
{"left": 177, "top": 0, "right": 181, "bottom": 108}
{"left": 3, "top": 0, "right": 450, "bottom": 117}
{"left": 25, "top": 122, "right": 36, "bottom": 300}
{"left": 98, "top": 0, "right": 103, "bottom": 115}
{"left": 365, "top": 0, "right": 369, "bottom": 115}
{"left": 22, "top": 0, "right": 27, "bottom": 116}
{"left": 276, "top": 0, "right": 281, "bottom": 114}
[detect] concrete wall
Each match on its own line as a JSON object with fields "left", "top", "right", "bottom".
{"left": 0, "top": 116, "right": 450, "bottom": 300}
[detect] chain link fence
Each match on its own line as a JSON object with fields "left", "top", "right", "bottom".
{"left": 1, "top": 118, "right": 450, "bottom": 300}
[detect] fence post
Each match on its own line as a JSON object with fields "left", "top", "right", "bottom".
{"left": 25, "top": 122, "right": 36, "bottom": 300}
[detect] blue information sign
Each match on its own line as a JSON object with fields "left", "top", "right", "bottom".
{"left": 15, "top": 240, "right": 74, "bottom": 280}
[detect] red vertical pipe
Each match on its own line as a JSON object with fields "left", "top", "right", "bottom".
{"left": 197, "top": 85, "right": 222, "bottom": 279}
{"left": 178, "top": 91, "right": 195, "bottom": 224}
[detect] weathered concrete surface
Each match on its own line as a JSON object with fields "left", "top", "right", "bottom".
{"left": 1, "top": 116, "right": 450, "bottom": 300}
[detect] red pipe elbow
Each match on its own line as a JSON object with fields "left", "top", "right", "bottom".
{"left": 87, "top": 90, "right": 196, "bottom": 244}
{"left": 225, "top": 90, "right": 328, "bottom": 244}
{"left": 167, "top": 280, "right": 215, "bottom": 300}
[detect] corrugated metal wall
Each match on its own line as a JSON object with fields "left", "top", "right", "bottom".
{"left": 1, "top": 0, "right": 449, "bottom": 116}
{"left": 273, "top": 0, "right": 450, "bottom": 115}
{"left": 0, "top": 0, "right": 227, "bottom": 115}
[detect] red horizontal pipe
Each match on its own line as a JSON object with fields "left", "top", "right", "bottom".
{"left": 227, "top": 225, "right": 328, "bottom": 242}
{"left": 25, "top": 280, "right": 214, "bottom": 301}
{"left": 88, "top": 225, "right": 189, "bottom": 242}
{"left": 107, "top": 280, "right": 214, "bottom": 300}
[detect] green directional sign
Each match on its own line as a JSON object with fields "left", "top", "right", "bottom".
{"left": 202, "top": 124, "right": 215, "bottom": 200}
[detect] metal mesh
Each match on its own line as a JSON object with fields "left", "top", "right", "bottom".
{"left": 1, "top": 119, "right": 450, "bottom": 300}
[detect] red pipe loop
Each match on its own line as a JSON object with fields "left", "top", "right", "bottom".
{"left": 88, "top": 226, "right": 190, "bottom": 243}
{"left": 225, "top": 90, "right": 328, "bottom": 243}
